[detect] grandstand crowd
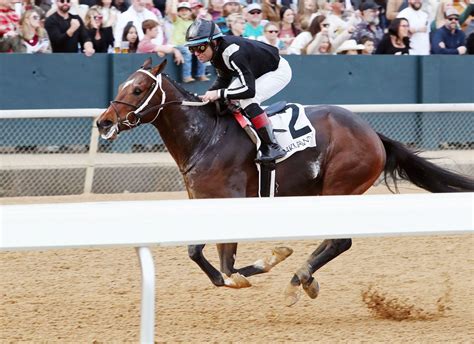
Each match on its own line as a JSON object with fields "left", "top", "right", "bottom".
{"left": 1, "top": 0, "right": 473, "bottom": 80}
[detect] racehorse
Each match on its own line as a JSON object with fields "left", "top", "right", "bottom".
{"left": 96, "top": 58, "right": 473, "bottom": 306}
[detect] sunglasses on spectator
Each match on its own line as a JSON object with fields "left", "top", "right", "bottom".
{"left": 58, "top": 0, "right": 71, "bottom": 3}
{"left": 249, "top": 10, "right": 262, "bottom": 14}
{"left": 322, "top": 23, "right": 330, "bottom": 27}
{"left": 31, "top": 15, "right": 40, "bottom": 20}
{"left": 266, "top": 30, "right": 279, "bottom": 33}
{"left": 94, "top": 15, "right": 103, "bottom": 20}
{"left": 447, "top": 17, "right": 459, "bottom": 21}
{"left": 188, "top": 43, "right": 208, "bottom": 54}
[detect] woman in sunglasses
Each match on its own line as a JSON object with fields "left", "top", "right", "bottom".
{"left": 185, "top": 18, "right": 292, "bottom": 163}
{"left": 19, "top": 8, "right": 51, "bottom": 53}
{"left": 84, "top": 7, "right": 114, "bottom": 52}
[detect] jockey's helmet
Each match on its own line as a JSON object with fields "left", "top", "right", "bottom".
{"left": 185, "top": 19, "right": 224, "bottom": 47}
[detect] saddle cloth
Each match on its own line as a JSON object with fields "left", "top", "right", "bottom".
{"left": 234, "top": 102, "right": 317, "bottom": 163}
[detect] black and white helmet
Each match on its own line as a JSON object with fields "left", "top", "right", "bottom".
{"left": 185, "top": 19, "right": 224, "bottom": 46}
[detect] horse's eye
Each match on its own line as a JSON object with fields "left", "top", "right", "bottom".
{"left": 134, "top": 88, "right": 142, "bottom": 95}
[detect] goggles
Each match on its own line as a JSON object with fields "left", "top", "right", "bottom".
{"left": 188, "top": 43, "right": 209, "bottom": 54}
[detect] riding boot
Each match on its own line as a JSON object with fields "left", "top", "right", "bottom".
{"left": 251, "top": 113, "right": 287, "bottom": 163}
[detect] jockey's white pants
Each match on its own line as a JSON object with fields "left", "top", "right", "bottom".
{"left": 229, "top": 57, "right": 292, "bottom": 110}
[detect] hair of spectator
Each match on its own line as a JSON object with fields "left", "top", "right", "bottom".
{"left": 20, "top": 8, "right": 46, "bottom": 39}
{"left": 84, "top": 7, "right": 101, "bottom": 29}
{"left": 122, "top": 21, "right": 140, "bottom": 51}
{"left": 279, "top": 6, "right": 300, "bottom": 37}
{"left": 359, "top": 35, "right": 375, "bottom": 44}
{"left": 388, "top": 17, "right": 410, "bottom": 47}
{"left": 142, "top": 19, "right": 159, "bottom": 34}
{"left": 308, "top": 14, "right": 326, "bottom": 36}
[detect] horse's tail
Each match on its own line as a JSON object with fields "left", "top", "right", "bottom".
{"left": 378, "top": 133, "right": 474, "bottom": 193}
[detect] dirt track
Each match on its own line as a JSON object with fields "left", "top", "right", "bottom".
{"left": 1, "top": 186, "right": 473, "bottom": 342}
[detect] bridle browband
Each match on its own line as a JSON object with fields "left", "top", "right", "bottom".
{"left": 110, "top": 69, "right": 208, "bottom": 129}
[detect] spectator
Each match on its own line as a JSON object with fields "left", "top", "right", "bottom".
{"left": 335, "top": 38, "right": 364, "bottom": 53}
{"left": 386, "top": 0, "right": 404, "bottom": 21}
{"left": 137, "top": 19, "right": 184, "bottom": 65}
{"left": 45, "top": 0, "right": 94, "bottom": 55}
{"left": 297, "top": 0, "right": 318, "bottom": 30}
{"left": 92, "top": 0, "right": 119, "bottom": 28}
{"left": 278, "top": 6, "right": 300, "bottom": 51}
{"left": 430, "top": 0, "right": 453, "bottom": 31}
{"left": 326, "top": 0, "right": 357, "bottom": 37}
{"left": 288, "top": 14, "right": 352, "bottom": 54}
{"left": 0, "top": 0, "right": 21, "bottom": 52}
{"left": 226, "top": 12, "right": 245, "bottom": 36}
{"left": 19, "top": 8, "right": 51, "bottom": 52}
{"left": 46, "top": 0, "right": 89, "bottom": 21}
{"left": 258, "top": 21, "right": 285, "bottom": 51}
{"left": 190, "top": 0, "right": 211, "bottom": 20}
{"left": 169, "top": 1, "right": 207, "bottom": 82}
{"left": 213, "top": 0, "right": 241, "bottom": 34}
{"left": 431, "top": 8, "right": 466, "bottom": 54}
{"left": 262, "top": 0, "right": 281, "bottom": 23}
{"left": 84, "top": 6, "right": 113, "bottom": 51}
{"left": 143, "top": 0, "right": 162, "bottom": 19}
{"left": 397, "top": 0, "right": 429, "bottom": 55}
{"left": 360, "top": 35, "right": 375, "bottom": 54}
{"left": 351, "top": 0, "right": 384, "bottom": 49}
{"left": 121, "top": 20, "right": 138, "bottom": 52}
{"left": 375, "top": 17, "right": 410, "bottom": 54}
{"left": 208, "top": 0, "right": 223, "bottom": 21}
{"left": 113, "top": 0, "right": 161, "bottom": 49}
{"left": 113, "top": 0, "right": 127, "bottom": 12}
{"left": 466, "top": 31, "right": 474, "bottom": 54}
{"left": 243, "top": 3, "right": 263, "bottom": 39}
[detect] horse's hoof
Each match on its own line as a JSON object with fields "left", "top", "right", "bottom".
{"left": 284, "top": 283, "right": 301, "bottom": 307}
{"left": 272, "top": 246, "right": 293, "bottom": 263}
{"left": 302, "top": 278, "right": 320, "bottom": 299}
{"left": 223, "top": 273, "right": 252, "bottom": 289}
{"left": 253, "top": 246, "right": 294, "bottom": 272}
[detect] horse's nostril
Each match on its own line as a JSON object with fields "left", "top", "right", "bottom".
{"left": 98, "top": 119, "right": 114, "bottom": 129}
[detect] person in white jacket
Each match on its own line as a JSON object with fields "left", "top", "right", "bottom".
{"left": 397, "top": 0, "right": 430, "bottom": 55}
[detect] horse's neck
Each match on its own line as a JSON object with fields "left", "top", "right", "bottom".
{"left": 152, "top": 78, "right": 218, "bottom": 172}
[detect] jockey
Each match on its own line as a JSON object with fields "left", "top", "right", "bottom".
{"left": 184, "top": 19, "right": 292, "bottom": 163}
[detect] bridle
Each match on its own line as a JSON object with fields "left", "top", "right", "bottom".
{"left": 109, "top": 69, "right": 208, "bottom": 129}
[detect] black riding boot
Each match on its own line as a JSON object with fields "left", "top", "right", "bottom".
{"left": 254, "top": 119, "right": 287, "bottom": 163}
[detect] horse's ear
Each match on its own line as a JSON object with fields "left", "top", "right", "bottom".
{"left": 151, "top": 59, "right": 167, "bottom": 76}
{"left": 141, "top": 57, "right": 153, "bottom": 70}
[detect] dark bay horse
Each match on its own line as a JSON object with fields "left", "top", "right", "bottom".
{"left": 96, "top": 58, "right": 473, "bottom": 306}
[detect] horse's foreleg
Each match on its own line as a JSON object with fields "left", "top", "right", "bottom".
{"left": 284, "top": 239, "right": 352, "bottom": 306}
{"left": 188, "top": 244, "right": 226, "bottom": 286}
{"left": 188, "top": 244, "right": 251, "bottom": 288}
{"left": 216, "top": 243, "right": 252, "bottom": 288}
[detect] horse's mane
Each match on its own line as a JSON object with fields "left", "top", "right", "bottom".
{"left": 162, "top": 73, "right": 202, "bottom": 102}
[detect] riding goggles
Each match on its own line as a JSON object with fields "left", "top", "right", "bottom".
{"left": 188, "top": 43, "right": 208, "bottom": 54}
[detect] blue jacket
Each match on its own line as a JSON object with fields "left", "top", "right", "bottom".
{"left": 431, "top": 26, "right": 466, "bottom": 54}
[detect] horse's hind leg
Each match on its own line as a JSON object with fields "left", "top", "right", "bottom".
{"left": 284, "top": 239, "right": 352, "bottom": 306}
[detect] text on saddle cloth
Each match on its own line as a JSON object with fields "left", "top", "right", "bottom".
{"left": 234, "top": 103, "right": 317, "bottom": 163}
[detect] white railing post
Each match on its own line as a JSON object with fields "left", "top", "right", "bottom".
{"left": 84, "top": 119, "right": 100, "bottom": 194}
{"left": 135, "top": 246, "right": 155, "bottom": 344}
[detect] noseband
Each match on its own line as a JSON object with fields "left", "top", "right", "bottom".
{"left": 110, "top": 69, "right": 166, "bottom": 128}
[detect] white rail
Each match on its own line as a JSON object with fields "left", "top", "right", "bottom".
{"left": 1, "top": 103, "right": 473, "bottom": 119}
{"left": 1, "top": 193, "right": 473, "bottom": 342}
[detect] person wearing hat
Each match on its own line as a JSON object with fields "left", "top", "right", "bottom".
{"left": 335, "top": 38, "right": 364, "bottom": 54}
{"left": 351, "top": 0, "right": 384, "bottom": 49}
{"left": 185, "top": 19, "right": 292, "bottom": 163}
{"left": 169, "top": 0, "right": 209, "bottom": 82}
{"left": 431, "top": 8, "right": 467, "bottom": 54}
{"left": 189, "top": 0, "right": 212, "bottom": 20}
{"left": 243, "top": 3, "right": 264, "bottom": 39}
